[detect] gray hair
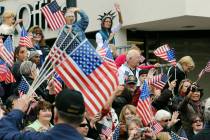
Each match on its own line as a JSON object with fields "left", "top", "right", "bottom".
{"left": 204, "top": 98, "right": 210, "bottom": 121}
{"left": 155, "top": 109, "right": 171, "bottom": 121}
{"left": 19, "top": 61, "right": 36, "bottom": 76}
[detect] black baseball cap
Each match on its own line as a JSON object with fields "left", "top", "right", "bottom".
{"left": 125, "top": 75, "right": 137, "bottom": 84}
{"left": 55, "top": 89, "right": 85, "bottom": 116}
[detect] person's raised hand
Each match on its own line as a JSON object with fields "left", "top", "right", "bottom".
{"left": 13, "top": 94, "right": 33, "bottom": 112}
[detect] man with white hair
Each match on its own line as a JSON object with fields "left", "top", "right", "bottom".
{"left": 118, "top": 49, "right": 141, "bottom": 86}
{"left": 193, "top": 98, "right": 210, "bottom": 140}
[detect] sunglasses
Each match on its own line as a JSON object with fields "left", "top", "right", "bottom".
{"left": 79, "top": 123, "right": 88, "bottom": 127}
{"left": 193, "top": 119, "right": 202, "bottom": 123}
{"left": 162, "top": 119, "right": 171, "bottom": 122}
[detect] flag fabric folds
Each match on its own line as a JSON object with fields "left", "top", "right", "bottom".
{"left": 0, "top": 38, "right": 14, "bottom": 67}
{"left": 154, "top": 44, "right": 176, "bottom": 66}
{"left": 41, "top": 1, "right": 66, "bottom": 31}
{"left": 55, "top": 39, "right": 118, "bottom": 116}
{"left": 53, "top": 73, "right": 62, "bottom": 94}
{"left": 151, "top": 120, "right": 163, "bottom": 135}
{"left": 136, "top": 81, "right": 153, "bottom": 126}
{"left": 147, "top": 74, "right": 168, "bottom": 90}
{"left": 19, "top": 27, "right": 33, "bottom": 48}
{"left": 170, "top": 131, "right": 188, "bottom": 140}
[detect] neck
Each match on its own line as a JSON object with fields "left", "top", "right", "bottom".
{"left": 38, "top": 119, "right": 50, "bottom": 128}
{"left": 127, "top": 63, "right": 136, "bottom": 70}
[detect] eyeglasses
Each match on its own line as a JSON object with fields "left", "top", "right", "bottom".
{"left": 79, "top": 123, "right": 88, "bottom": 127}
{"left": 193, "top": 119, "right": 202, "bottom": 123}
{"left": 162, "top": 119, "right": 171, "bottom": 122}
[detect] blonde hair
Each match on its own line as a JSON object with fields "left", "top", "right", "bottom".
{"left": 119, "top": 105, "right": 136, "bottom": 123}
{"left": 156, "top": 132, "right": 171, "bottom": 140}
{"left": 3, "top": 11, "right": 15, "bottom": 21}
{"left": 178, "top": 56, "right": 195, "bottom": 70}
{"left": 28, "top": 26, "right": 46, "bottom": 46}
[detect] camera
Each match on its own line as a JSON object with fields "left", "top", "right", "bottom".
{"left": 191, "top": 84, "right": 198, "bottom": 92}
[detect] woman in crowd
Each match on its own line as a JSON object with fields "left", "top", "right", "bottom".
{"left": 0, "top": 10, "right": 22, "bottom": 41}
{"left": 178, "top": 114, "right": 204, "bottom": 140}
{"left": 28, "top": 26, "right": 50, "bottom": 67}
{"left": 155, "top": 109, "right": 180, "bottom": 132}
{"left": 77, "top": 117, "right": 94, "bottom": 140}
{"left": 96, "top": 3, "right": 123, "bottom": 57}
{"left": 167, "top": 56, "right": 195, "bottom": 95}
{"left": 25, "top": 100, "right": 53, "bottom": 132}
{"left": 119, "top": 105, "right": 136, "bottom": 139}
{"left": 178, "top": 83, "right": 204, "bottom": 137}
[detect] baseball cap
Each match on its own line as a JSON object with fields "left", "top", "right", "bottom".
{"left": 55, "top": 89, "right": 85, "bottom": 116}
{"left": 125, "top": 75, "right": 137, "bottom": 84}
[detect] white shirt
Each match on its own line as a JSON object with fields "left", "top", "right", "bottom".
{"left": 118, "top": 64, "right": 141, "bottom": 86}
{"left": 0, "top": 24, "right": 15, "bottom": 35}
{"left": 96, "top": 23, "right": 122, "bottom": 50}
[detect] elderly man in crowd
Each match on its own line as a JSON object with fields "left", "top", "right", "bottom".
{"left": 0, "top": 89, "right": 85, "bottom": 140}
{"left": 118, "top": 49, "right": 141, "bottom": 86}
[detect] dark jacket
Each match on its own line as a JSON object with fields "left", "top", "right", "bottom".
{"left": 193, "top": 122, "right": 210, "bottom": 140}
{"left": 152, "top": 88, "right": 174, "bottom": 111}
{"left": 178, "top": 97, "right": 203, "bottom": 131}
{"left": 0, "top": 110, "right": 84, "bottom": 140}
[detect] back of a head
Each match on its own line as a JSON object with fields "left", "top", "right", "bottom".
{"left": 204, "top": 98, "right": 210, "bottom": 121}
{"left": 19, "top": 61, "right": 35, "bottom": 76}
{"left": 2, "top": 10, "right": 15, "bottom": 21}
{"left": 55, "top": 88, "right": 85, "bottom": 125}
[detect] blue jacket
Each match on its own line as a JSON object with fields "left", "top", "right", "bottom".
{"left": 63, "top": 10, "right": 89, "bottom": 42}
{"left": 0, "top": 110, "right": 84, "bottom": 140}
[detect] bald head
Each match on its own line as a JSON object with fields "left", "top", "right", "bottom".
{"left": 126, "top": 50, "right": 141, "bottom": 68}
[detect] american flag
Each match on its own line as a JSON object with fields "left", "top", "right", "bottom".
{"left": 0, "top": 38, "right": 14, "bottom": 67}
{"left": 18, "top": 77, "right": 29, "bottom": 96}
{"left": 101, "top": 125, "right": 112, "bottom": 138}
{"left": 19, "top": 27, "right": 33, "bottom": 48}
{"left": 53, "top": 73, "right": 62, "bottom": 94}
{"left": 170, "top": 131, "right": 188, "bottom": 140}
{"left": 0, "top": 62, "right": 7, "bottom": 82}
{"left": 151, "top": 120, "right": 163, "bottom": 135}
{"left": 136, "top": 81, "right": 153, "bottom": 126}
{"left": 41, "top": 1, "right": 66, "bottom": 31}
{"left": 112, "top": 124, "right": 120, "bottom": 140}
{"left": 5, "top": 68, "right": 16, "bottom": 84}
{"left": 147, "top": 74, "right": 168, "bottom": 90}
{"left": 55, "top": 39, "right": 119, "bottom": 116}
{"left": 154, "top": 44, "right": 176, "bottom": 66}
{"left": 4, "top": 36, "right": 14, "bottom": 57}
{"left": 97, "top": 41, "right": 118, "bottom": 73}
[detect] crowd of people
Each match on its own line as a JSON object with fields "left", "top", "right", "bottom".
{"left": 0, "top": 3, "right": 209, "bottom": 140}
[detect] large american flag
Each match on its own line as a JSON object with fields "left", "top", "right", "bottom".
{"left": 19, "top": 27, "right": 33, "bottom": 48}
{"left": 0, "top": 38, "right": 13, "bottom": 67}
{"left": 55, "top": 39, "right": 119, "bottom": 116}
{"left": 53, "top": 73, "right": 62, "bottom": 94}
{"left": 41, "top": 1, "right": 66, "bottom": 31}
{"left": 97, "top": 41, "right": 118, "bottom": 73}
{"left": 154, "top": 44, "right": 176, "bottom": 66}
{"left": 147, "top": 74, "right": 168, "bottom": 90}
{"left": 5, "top": 69, "right": 16, "bottom": 84}
{"left": 0, "top": 62, "right": 7, "bottom": 82}
{"left": 136, "top": 81, "right": 153, "bottom": 126}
